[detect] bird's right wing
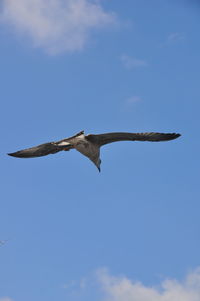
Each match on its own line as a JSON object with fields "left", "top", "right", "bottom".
{"left": 8, "top": 140, "right": 73, "bottom": 158}
{"left": 86, "top": 132, "right": 181, "bottom": 146}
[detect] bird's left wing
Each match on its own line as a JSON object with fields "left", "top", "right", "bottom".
{"left": 8, "top": 140, "right": 73, "bottom": 158}
{"left": 86, "top": 132, "right": 181, "bottom": 146}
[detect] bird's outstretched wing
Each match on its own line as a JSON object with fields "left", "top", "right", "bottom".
{"left": 7, "top": 131, "right": 85, "bottom": 158}
{"left": 8, "top": 141, "right": 73, "bottom": 158}
{"left": 86, "top": 132, "right": 181, "bottom": 146}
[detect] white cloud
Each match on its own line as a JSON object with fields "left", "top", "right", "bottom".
{"left": 167, "top": 32, "right": 185, "bottom": 42}
{"left": 62, "top": 276, "right": 88, "bottom": 291}
{"left": 80, "top": 277, "right": 87, "bottom": 289}
{"left": 121, "top": 55, "right": 147, "bottom": 69}
{"left": 97, "top": 268, "right": 200, "bottom": 301}
{"left": 126, "top": 95, "right": 142, "bottom": 104}
{"left": 0, "top": 298, "right": 13, "bottom": 301}
{"left": 1, "top": 0, "right": 115, "bottom": 54}
{"left": 62, "top": 280, "right": 76, "bottom": 290}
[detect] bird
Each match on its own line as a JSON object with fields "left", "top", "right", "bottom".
{"left": 8, "top": 130, "right": 181, "bottom": 172}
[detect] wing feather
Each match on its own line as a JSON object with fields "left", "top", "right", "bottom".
{"left": 8, "top": 141, "right": 72, "bottom": 158}
{"left": 86, "top": 132, "right": 181, "bottom": 146}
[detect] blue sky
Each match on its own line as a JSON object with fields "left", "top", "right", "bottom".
{"left": 0, "top": 1, "right": 200, "bottom": 300}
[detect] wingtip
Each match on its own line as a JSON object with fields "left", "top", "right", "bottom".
{"left": 166, "top": 133, "right": 181, "bottom": 140}
{"left": 7, "top": 151, "right": 26, "bottom": 158}
{"left": 174, "top": 133, "right": 181, "bottom": 139}
{"left": 7, "top": 152, "right": 15, "bottom": 157}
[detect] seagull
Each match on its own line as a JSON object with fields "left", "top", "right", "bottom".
{"left": 8, "top": 130, "right": 181, "bottom": 172}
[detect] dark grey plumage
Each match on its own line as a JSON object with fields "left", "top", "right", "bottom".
{"left": 8, "top": 131, "right": 181, "bottom": 171}
{"left": 8, "top": 142, "right": 72, "bottom": 158}
{"left": 86, "top": 132, "right": 180, "bottom": 145}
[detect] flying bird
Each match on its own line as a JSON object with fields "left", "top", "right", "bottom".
{"left": 8, "top": 131, "right": 181, "bottom": 171}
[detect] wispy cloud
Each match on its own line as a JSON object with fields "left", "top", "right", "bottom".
{"left": 97, "top": 268, "right": 200, "bottom": 301}
{"left": 167, "top": 32, "right": 185, "bottom": 43}
{"left": 1, "top": 0, "right": 116, "bottom": 54}
{"left": 121, "top": 55, "right": 147, "bottom": 69}
{"left": 0, "top": 239, "right": 9, "bottom": 246}
{"left": 0, "top": 298, "right": 13, "bottom": 301}
{"left": 62, "top": 276, "right": 88, "bottom": 292}
{"left": 122, "top": 95, "right": 142, "bottom": 112}
{"left": 126, "top": 95, "right": 142, "bottom": 105}
{"left": 61, "top": 268, "right": 200, "bottom": 300}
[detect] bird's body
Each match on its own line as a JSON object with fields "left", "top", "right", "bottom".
{"left": 73, "top": 134, "right": 100, "bottom": 164}
{"left": 8, "top": 130, "right": 181, "bottom": 171}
